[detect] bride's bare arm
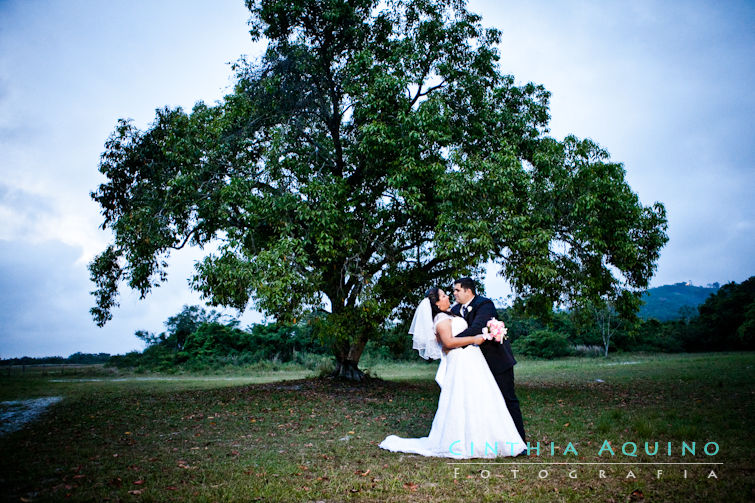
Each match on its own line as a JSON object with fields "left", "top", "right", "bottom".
{"left": 435, "top": 319, "right": 485, "bottom": 350}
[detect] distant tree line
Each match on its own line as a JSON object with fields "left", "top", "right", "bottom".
{"left": 504, "top": 276, "right": 755, "bottom": 358}
{"left": 107, "top": 276, "right": 753, "bottom": 371}
{"left": 0, "top": 352, "right": 112, "bottom": 366}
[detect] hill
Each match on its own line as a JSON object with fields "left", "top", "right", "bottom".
{"left": 639, "top": 282, "right": 719, "bottom": 321}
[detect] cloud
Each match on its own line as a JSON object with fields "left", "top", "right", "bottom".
{"left": 0, "top": 183, "right": 105, "bottom": 265}
{"left": 0, "top": 239, "right": 109, "bottom": 358}
{"left": 0, "top": 184, "right": 55, "bottom": 238}
{"left": 0, "top": 238, "right": 263, "bottom": 358}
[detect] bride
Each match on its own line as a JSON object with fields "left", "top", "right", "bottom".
{"left": 379, "top": 288, "right": 526, "bottom": 458}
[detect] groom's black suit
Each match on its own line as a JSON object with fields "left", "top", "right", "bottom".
{"left": 451, "top": 295, "right": 526, "bottom": 443}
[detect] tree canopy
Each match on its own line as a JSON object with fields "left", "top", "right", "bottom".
{"left": 90, "top": 0, "right": 668, "bottom": 379}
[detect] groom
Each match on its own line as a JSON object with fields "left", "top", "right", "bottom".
{"left": 450, "top": 277, "right": 526, "bottom": 444}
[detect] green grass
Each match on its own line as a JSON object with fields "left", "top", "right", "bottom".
{"left": 0, "top": 352, "right": 753, "bottom": 502}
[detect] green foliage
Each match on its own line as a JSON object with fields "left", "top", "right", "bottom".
{"left": 106, "top": 351, "right": 144, "bottom": 368}
{"left": 497, "top": 304, "right": 577, "bottom": 346}
{"left": 65, "top": 352, "right": 112, "bottom": 364}
{"left": 737, "top": 302, "right": 755, "bottom": 347}
{"left": 165, "top": 305, "right": 226, "bottom": 350}
{"left": 134, "top": 305, "right": 230, "bottom": 352}
{"left": 511, "top": 329, "right": 573, "bottom": 359}
{"left": 498, "top": 277, "right": 755, "bottom": 357}
{"left": 244, "top": 321, "right": 329, "bottom": 361}
{"left": 597, "top": 277, "right": 755, "bottom": 354}
{"left": 180, "top": 323, "right": 248, "bottom": 360}
{"left": 689, "top": 276, "right": 755, "bottom": 351}
{"left": 632, "top": 318, "right": 686, "bottom": 353}
{"left": 110, "top": 306, "right": 329, "bottom": 371}
{"left": 497, "top": 305, "right": 547, "bottom": 342}
{"left": 89, "top": 0, "right": 667, "bottom": 372}
{"left": 364, "top": 322, "right": 418, "bottom": 360}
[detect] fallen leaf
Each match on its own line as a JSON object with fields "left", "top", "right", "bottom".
{"left": 629, "top": 489, "right": 644, "bottom": 501}
{"left": 403, "top": 482, "right": 418, "bottom": 492}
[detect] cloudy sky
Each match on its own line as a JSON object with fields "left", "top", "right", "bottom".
{"left": 1, "top": 0, "right": 753, "bottom": 358}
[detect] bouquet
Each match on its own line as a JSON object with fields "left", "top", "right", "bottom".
{"left": 481, "top": 318, "right": 508, "bottom": 343}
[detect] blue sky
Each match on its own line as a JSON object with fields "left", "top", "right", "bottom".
{"left": 1, "top": 0, "right": 753, "bottom": 357}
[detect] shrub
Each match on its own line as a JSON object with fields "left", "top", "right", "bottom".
{"left": 292, "top": 351, "right": 331, "bottom": 370}
{"left": 315, "top": 358, "right": 336, "bottom": 377}
{"left": 573, "top": 344, "right": 603, "bottom": 357}
{"left": 373, "top": 324, "right": 416, "bottom": 360}
{"left": 632, "top": 319, "right": 685, "bottom": 353}
{"left": 512, "top": 330, "right": 573, "bottom": 359}
{"left": 107, "top": 351, "right": 144, "bottom": 368}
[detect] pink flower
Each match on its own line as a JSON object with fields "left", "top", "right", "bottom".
{"left": 482, "top": 319, "right": 508, "bottom": 343}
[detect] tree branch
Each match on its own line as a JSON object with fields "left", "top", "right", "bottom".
{"left": 170, "top": 228, "right": 199, "bottom": 250}
{"left": 411, "top": 80, "right": 446, "bottom": 106}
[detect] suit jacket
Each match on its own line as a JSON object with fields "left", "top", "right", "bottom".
{"left": 450, "top": 295, "right": 517, "bottom": 374}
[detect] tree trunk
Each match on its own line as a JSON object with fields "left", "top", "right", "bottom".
{"left": 332, "top": 357, "right": 365, "bottom": 381}
{"left": 594, "top": 306, "right": 613, "bottom": 358}
{"left": 331, "top": 336, "right": 369, "bottom": 382}
{"left": 603, "top": 318, "right": 613, "bottom": 357}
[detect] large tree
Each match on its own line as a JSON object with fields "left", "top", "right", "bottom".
{"left": 90, "top": 0, "right": 668, "bottom": 380}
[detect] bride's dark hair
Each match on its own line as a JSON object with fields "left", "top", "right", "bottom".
{"left": 425, "top": 287, "right": 459, "bottom": 320}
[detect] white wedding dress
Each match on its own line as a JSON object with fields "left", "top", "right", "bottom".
{"left": 379, "top": 313, "right": 526, "bottom": 458}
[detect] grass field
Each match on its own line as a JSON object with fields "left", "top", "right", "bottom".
{"left": 0, "top": 352, "right": 753, "bottom": 502}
